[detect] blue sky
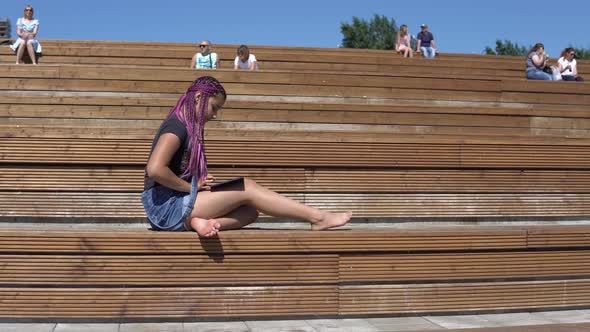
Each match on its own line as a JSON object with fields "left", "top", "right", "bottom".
{"left": 5, "top": 0, "right": 590, "bottom": 57}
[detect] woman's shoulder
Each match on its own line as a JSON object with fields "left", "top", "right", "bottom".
{"left": 161, "top": 114, "right": 187, "bottom": 134}
{"left": 19, "top": 18, "right": 39, "bottom": 25}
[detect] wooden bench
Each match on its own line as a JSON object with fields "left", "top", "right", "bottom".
{"left": 1, "top": 225, "right": 590, "bottom": 320}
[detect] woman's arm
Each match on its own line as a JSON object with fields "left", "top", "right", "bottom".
{"left": 190, "top": 54, "right": 197, "bottom": 68}
{"left": 558, "top": 59, "right": 571, "bottom": 73}
{"left": 558, "top": 59, "right": 565, "bottom": 72}
{"left": 249, "top": 60, "right": 256, "bottom": 71}
{"left": 146, "top": 133, "right": 191, "bottom": 193}
{"left": 532, "top": 54, "right": 545, "bottom": 67}
{"left": 30, "top": 24, "right": 38, "bottom": 38}
{"left": 395, "top": 32, "right": 401, "bottom": 51}
{"left": 16, "top": 22, "right": 24, "bottom": 38}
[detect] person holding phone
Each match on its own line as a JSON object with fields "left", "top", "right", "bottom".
{"left": 143, "top": 76, "right": 352, "bottom": 237}
{"left": 558, "top": 48, "right": 584, "bottom": 82}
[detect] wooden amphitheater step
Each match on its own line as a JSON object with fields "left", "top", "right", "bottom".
{"left": 1, "top": 225, "right": 590, "bottom": 319}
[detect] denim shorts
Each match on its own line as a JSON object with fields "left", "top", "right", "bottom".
{"left": 141, "top": 178, "right": 197, "bottom": 231}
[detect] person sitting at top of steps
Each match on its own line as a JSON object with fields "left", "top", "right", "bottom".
{"left": 10, "top": 5, "right": 42, "bottom": 65}
{"left": 190, "top": 40, "right": 219, "bottom": 69}
{"left": 234, "top": 44, "right": 259, "bottom": 70}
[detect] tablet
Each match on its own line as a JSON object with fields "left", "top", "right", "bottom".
{"left": 210, "top": 177, "right": 245, "bottom": 191}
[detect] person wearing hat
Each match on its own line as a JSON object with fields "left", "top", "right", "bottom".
{"left": 416, "top": 24, "right": 436, "bottom": 59}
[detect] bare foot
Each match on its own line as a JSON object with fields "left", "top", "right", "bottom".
{"left": 189, "top": 217, "right": 221, "bottom": 237}
{"left": 311, "top": 211, "right": 352, "bottom": 231}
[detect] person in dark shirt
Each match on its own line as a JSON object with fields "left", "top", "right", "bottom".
{"left": 143, "top": 76, "right": 352, "bottom": 237}
{"left": 416, "top": 24, "right": 437, "bottom": 59}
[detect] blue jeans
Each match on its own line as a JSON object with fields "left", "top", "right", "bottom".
{"left": 420, "top": 46, "right": 436, "bottom": 58}
{"left": 526, "top": 69, "right": 553, "bottom": 81}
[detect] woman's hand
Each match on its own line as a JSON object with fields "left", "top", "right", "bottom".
{"left": 198, "top": 174, "right": 216, "bottom": 191}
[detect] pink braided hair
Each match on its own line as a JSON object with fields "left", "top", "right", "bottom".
{"left": 166, "top": 76, "right": 226, "bottom": 182}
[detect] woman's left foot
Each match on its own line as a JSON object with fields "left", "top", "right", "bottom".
{"left": 311, "top": 211, "right": 352, "bottom": 231}
{"left": 190, "top": 217, "right": 221, "bottom": 237}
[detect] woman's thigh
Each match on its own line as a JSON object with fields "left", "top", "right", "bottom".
{"left": 191, "top": 189, "right": 249, "bottom": 219}
{"left": 527, "top": 70, "right": 552, "bottom": 80}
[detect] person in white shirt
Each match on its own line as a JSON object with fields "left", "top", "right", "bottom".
{"left": 11, "top": 5, "right": 41, "bottom": 65}
{"left": 558, "top": 48, "right": 584, "bottom": 82}
{"left": 234, "top": 45, "right": 258, "bottom": 71}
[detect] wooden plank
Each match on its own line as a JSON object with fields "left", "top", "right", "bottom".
{"left": 2, "top": 139, "right": 590, "bottom": 167}
{"left": 0, "top": 254, "right": 338, "bottom": 285}
{"left": 304, "top": 169, "right": 590, "bottom": 193}
{"left": 527, "top": 226, "right": 590, "bottom": 248}
{"left": 339, "top": 279, "right": 590, "bottom": 314}
{"left": 3, "top": 117, "right": 589, "bottom": 142}
{"left": 2, "top": 97, "right": 589, "bottom": 119}
{"left": 2, "top": 167, "right": 588, "bottom": 193}
{"left": 340, "top": 251, "right": 590, "bottom": 282}
{"left": 5, "top": 103, "right": 590, "bottom": 131}
{"left": 0, "top": 286, "right": 338, "bottom": 318}
{"left": 0, "top": 192, "right": 588, "bottom": 219}
{"left": 0, "top": 69, "right": 505, "bottom": 96}
{"left": 0, "top": 228, "right": 528, "bottom": 253}
{"left": 0, "top": 166, "right": 305, "bottom": 192}
{"left": 0, "top": 78, "right": 505, "bottom": 104}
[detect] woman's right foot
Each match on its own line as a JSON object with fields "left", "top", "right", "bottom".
{"left": 190, "top": 217, "right": 221, "bottom": 237}
{"left": 311, "top": 211, "right": 352, "bottom": 231}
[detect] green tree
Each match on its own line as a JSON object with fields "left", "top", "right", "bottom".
{"left": 340, "top": 14, "right": 397, "bottom": 50}
{"left": 571, "top": 46, "right": 590, "bottom": 60}
{"left": 484, "top": 39, "right": 528, "bottom": 56}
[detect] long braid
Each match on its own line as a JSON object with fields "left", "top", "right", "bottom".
{"left": 166, "top": 76, "right": 226, "bottom": 183}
